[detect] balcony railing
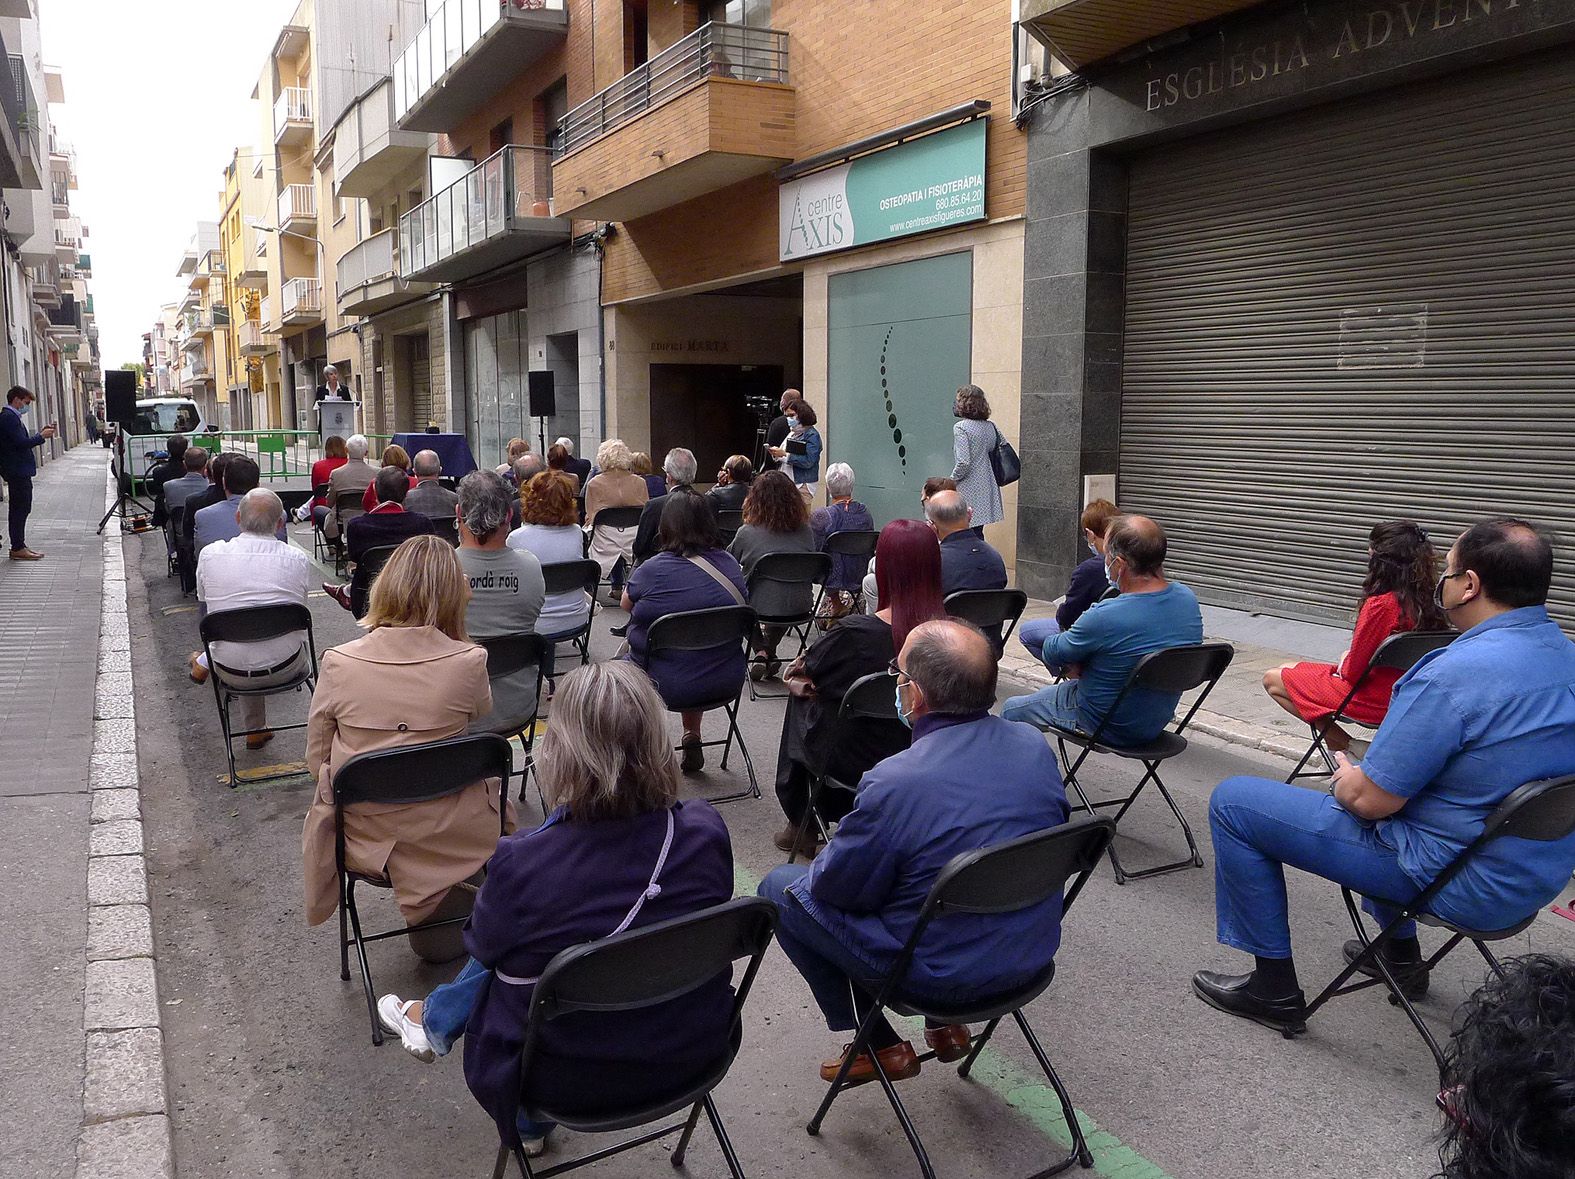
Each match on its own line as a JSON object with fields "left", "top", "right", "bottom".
{"left": 280, "top": 276, "right": 323, "bottom": 322}
{"left": 259, "top": 295, "right": 272, "bottom": 329}
{"left": 238, "top": 320, "right": 269, "bottom": 354}
{"left": 556, "top": 22, "right": 788, "bottom": 158}
{"left": 398, "top": 144, "right": 565, "bottom": 283}
{"left": 393, "top": 0, "right": 567, "bottom": 132}
{"left": 332, "top": 77, "right": 427, "bottom": 199}
{"left": 278, "top": 183, "right": 317, "bottom": 227}
{"left": 274, "top": 86, "right": 312, "bottom": 143}
{"left": 339, "top": 227, "right": 397, "bottom": 291}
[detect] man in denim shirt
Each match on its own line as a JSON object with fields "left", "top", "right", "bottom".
{"left": 1195, "top": 518, "right": 1575, "bottom": 1034}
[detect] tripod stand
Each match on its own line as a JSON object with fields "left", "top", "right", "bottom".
{"left": 97, "top": 428, "right": 153, "bottom": 535}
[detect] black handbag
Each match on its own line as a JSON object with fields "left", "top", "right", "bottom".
{"left": 988, "top": 424, "right": 1021, "bottom": 487}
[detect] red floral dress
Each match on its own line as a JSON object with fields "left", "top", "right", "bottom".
{"left": 1281, "top": 592, "right": 1412, "bottom": 726}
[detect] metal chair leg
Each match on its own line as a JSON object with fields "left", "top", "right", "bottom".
{"left": 957, "top": 1016, "right": 1000, "bottom": 1079}
{"left": 1011, "top": 1009, "right": 1093, "bottom": 1172}
{"left": 338, "top": 893, "right": 350, "bottom": 981}
{"left": 865, "top": 1042, "right": 938, "bottom": 1179}
{"left": 343, "top": 883, "right": 382, "bottom": 1045}
{"left": 702, "top": 1094, "right": 748, "bottom": 1179}
{"left": 490, "top": 1146, "right": 510, "bottom": 1179}
{"left": 1473, "top": 939, "right": 1508, "bottom": 979}
{"left": 670, "top": 1100, "right": 707, "bottom": 1168}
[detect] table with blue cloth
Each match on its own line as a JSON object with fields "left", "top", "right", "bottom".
{"left": 390, "top": 433, "right": 477, "bottom": 478}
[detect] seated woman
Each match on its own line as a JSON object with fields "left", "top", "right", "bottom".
{"left": 305, "top": 434, "right": 348, "bottom": 526}
{"left": 1264, "top": 519, "right": 1446, "bottom": 751}
{"left": 729, "top": 469, "right": 816, "bottom": 679}
{"left": 583, "top": 438, "right": 649, "bottom": 598}
{"left": 623, "top": 492, "right": 748, "bottom": 773}
{"left": 546, "top": 443, "right": 581, "bottom": 493}
{"left": 507, "top": 471, "right": 592, "bottom": 684}
{"left": 360, "top": 443, "right": 418, "bottom": 511}
{"left": 631, "top": 450, "right": 667, "bottom": 499}
{"left": 773, "top": 519, "right": 945, "bottom": 857}
{"left": 809, "top": 461, "right": 876, "bottom": 619}
{"left": 374, "top": 661, "right": 735, "bottom": 1160}
{"left": 1017, "top": 497, "right": 1119, "bottom": 671}
{"left": 302, "top": 535, "right": 515, "bottom": 963}
{"left": 705, "top": 454, "right": 754, "bottom": 512}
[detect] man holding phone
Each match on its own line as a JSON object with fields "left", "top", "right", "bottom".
{"left": 0, "top": 385, "right": 56, "bottom": 560}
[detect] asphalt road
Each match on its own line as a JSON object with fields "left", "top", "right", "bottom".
{"left": 123, "top": 522, "right": 1575, "bottom": 1179}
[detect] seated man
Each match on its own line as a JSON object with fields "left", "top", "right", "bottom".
{"left": 180, "top": 452, "right": 235, "bottom": 553}
{"left": 405, "top": 449, "right": 460, "bottom": 519}
{"left": 325, "top": 433, "right": 377, "bottom": 547}
{"left": 323, "top": 465, "right": 436, "bottom": 611}
{"left": 555, "top": 435, "right": 592, "bottom": 486}
{"left": 1193, "top": 518, "right": 1575, "bottom": 1033}
{"left": 926, "top": 490, "right": 1007, "bottom": 596}
{"left": 454, "top": 471, "right": 546, "bottom": 732}
{"left": 705, "top": 454, "right": 754, "bottom": 512}
{"left": 193, "top": 457, "right": 282, "bottom": 556}
{"left": 1001, "top": 514, "right": 1202, "bottom": 746}
{"left": 759, "top": 620, "right": 1070, "bottom": 1083}
{"left": 161, "top": 445, "right": 211, "bottom": 517}
{"left": 861, "top": 477, "right": 956, "bottom": 603}
{"left": 1017, "top": 498, "right": 1120, "bottom": 670}
{"left": 189, "top": 489, "right": 313, "bottom": 751}
{"left": 146, "top": 433, "right": 189, "bottom": 527}
{"left": 632, "top": 447, "right": 714, "bottom": 564}
{"left": 509, "top": 452, "right": 547, "bottom": 530}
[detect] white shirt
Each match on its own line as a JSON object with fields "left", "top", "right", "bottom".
{"left": 196, "top": 533, "right": 314, "bottom": 669}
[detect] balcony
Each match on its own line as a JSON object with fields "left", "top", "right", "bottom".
{"left": 180, "top": 360, "right": 211, "bottom": 390}
{"left": 278, "top": 183, "right": 317, "bottom": 231}
{"left": 238, "top": 319, "right": 270, "bottom": 356}
{"left": 259, "top": 295, "right": 273, "bottom": 331}
{"left": 274, "top": 86, "right": 312, "bottom": 146}
{"left": 333, "top": 77, "right": 428, "bottom": 200}
{"left": 551, "top": 22, "right": 794, "bottom": 223}
{"left": 185, "top": 310, "right": 214, "bottom": 339}
{"left": 179, "top": 287, "right": 201, "bottom": 313}
{"left": 30, "top": 267, "right": 58, "bottom": 308}
{"left": 338, "top": 228, "right": 436, "bottom": 316}
{"left": 77, "top": 252, "right": 91, "bottom": 277}
{"left": 0, "top": 38, "right": 40, "bottom": 190}
{"left": 1020, "top": 0, "right": 1262, "bottom": 69}
{"left": 236, "top": 228, "right": 268, "bottom": 289}
{"left": 53, "top": 231, "right": 77, "bottom": 262}
{"left": 190, "top": 249, "right": 221, "bottom": 288}
{"left": 393, "top": 0, "right": 567, "bottom": 133}
{"left": 279, "top": 276, "right": 324, "bottom": 327}
{"left": 399, "top": 145, "right": 567, "bottom": 284}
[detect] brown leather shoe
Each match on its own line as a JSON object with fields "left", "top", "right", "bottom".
{"left": 8, "top": 547, "right": 43, "bottom": 560}
{"left": 772, "top": 821, "right": 821, "bottom": 858}
{"left": 188, "top": 653, "right": 209, "bottom": 684}
{"left": 819, "top": 1040, "right": 920, "bottom": 1086}
{"left": 923, "top": 1023, "right": 972, "bottom": 1063}
{"left": 246, "top": 730, "right": 275, "bottom": 751}
{"left": 322, "top": 582, "right": 352, "bottom": 610}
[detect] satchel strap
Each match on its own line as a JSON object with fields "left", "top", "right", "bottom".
{"left": 686, "top": 554, "right": 746, "bottom": 606}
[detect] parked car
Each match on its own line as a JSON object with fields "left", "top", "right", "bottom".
{"left": 111, "top": 397, "right": 216, "bottom": 493}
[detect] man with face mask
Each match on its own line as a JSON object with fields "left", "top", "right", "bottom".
{"left": 0, "top": 385, "right": 57, "bottom": 560}
{"left": 1193, "top": 517, "right": 1575, "bottom": 1037}
{"left": 757, "top": 620, "right": 1069, "bottom": 1086}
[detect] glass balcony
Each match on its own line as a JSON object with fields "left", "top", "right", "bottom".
{"left": 338, "top": 228, "right": 436, "bottom": 315}
{"left": 332, "top": 78, "right": 428, "bottom": 200}
{"left": 393, "top": 0, "right": 567, "bottom": 133}
{"left": 274, "top": 86, "right": 313, "bottom": 146}
{"left": 398, "top": 145, "right": 567, "bottom": 284}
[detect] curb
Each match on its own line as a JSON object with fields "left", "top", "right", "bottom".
{"left": 77, "top": 470, "right": 174, "bottom": 1179}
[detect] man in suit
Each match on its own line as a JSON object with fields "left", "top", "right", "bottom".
{"left": 553, "top": 436, "right": 592, "bottom": 487}
{"left": 926, "top": 490, "right": 1007, "bottom": 595}
{"left": 146, "top": 434, "right": 189, "bottom": 528}
{"left": 325, "top": 434, "right": 376, "bottom": 546}
{"left": 322, "top": 465, "right": 435, "bottom": 611}
{"left": 405, "top": 450, "right": 459, "bottom": 518}
{"left": 193, "top": 457, "right": 284, "bottom": 556}
{"left": 632, "top": 447, "right": 714, "bottom": 564}
{"left": 0, "top": 385, "right": 57, "bottom": 560}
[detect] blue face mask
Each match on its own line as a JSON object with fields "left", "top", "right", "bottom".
{"left": 1104, "top": 557, "right": 1119, "bottom": 588}
{"left": 786, "top": 416, "right": 798, "bottom": 427}
{"left": 894, "top": 681, "right": 913, "bottom": 729}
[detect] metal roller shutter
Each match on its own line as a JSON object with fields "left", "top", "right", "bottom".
{"left": 1119, "top": 48, "right": 1575, "bottom": 630}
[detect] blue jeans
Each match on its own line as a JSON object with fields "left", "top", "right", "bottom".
{"left": 423, "top": 957, "right": 556, "bottom": 1140}
{"left": 1209, "top": 776, "right": 1420, "bottom": 959}
{"left": 758, "top": 864, "right": 893, "bottom": 1033}
{"left": 1000, "top": 680, "right": 1082, "bottom": 731}
{"left": 1017, "top": 617, "right": 1063, "bottom": 669}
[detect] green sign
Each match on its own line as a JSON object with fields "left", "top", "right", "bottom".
{"left": 778, "top": 119, "right": 987, "bottom": 262}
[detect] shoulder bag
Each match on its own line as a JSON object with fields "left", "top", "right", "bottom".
{"left": 988, "top": 423, "right": 1021, "bottom": 487}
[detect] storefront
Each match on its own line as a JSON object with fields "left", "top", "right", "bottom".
{"left": 1021, "top": 0, "right": 1575, "bottom": 627}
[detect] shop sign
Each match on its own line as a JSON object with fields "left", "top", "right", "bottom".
{"left": 778, "top": 120, "right": 987, "bottom": 263}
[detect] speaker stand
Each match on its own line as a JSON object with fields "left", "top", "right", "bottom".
{"left": 97, "top": 432, "right": 153, "bottom": 535}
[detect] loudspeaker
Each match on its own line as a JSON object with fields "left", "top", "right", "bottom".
{"left": 527, "top": 370, "right": 555, "bottom": 418}
{"left": 104, "top": 370, "right": 138, "bottom": 427}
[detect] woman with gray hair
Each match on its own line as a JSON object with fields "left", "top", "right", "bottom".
{"left": 810, "top": 461, "right": 875, "bottom": 610}
{"left": 374, "top": 661, "right": 735, "bottom": 1160}
{"left": 583, "top": 438, "right": 649, "bottom": 597}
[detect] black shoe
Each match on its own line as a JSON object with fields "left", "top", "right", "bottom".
{"left": 1192, "top": 970, "right": 1307, "bottom": 1038}
{"left": 680, "top": 735, "right": 705, "bottom": 773}
{"left": 609, "top": 622, "right": 629, "bottom": 638}
{"left": 1342, "top": 940, "right": 1430, "bottom": 998}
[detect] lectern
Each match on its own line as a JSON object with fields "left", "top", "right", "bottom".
{"left": 316, "top": 398, "right": 356, "bottom": 447}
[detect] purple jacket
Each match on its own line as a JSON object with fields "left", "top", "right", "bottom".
{"left": 461, "top": 800, "right": 734, "bottom": 1144}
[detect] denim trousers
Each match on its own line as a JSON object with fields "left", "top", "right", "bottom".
{"left": 422, "top": 957, "right": 556, "bottom": 1139}
{"left": 1017, "top": 616, "right": 1063, "bottom": 667}
{"left": 758, "top": 864, "right": 893, "bottom": 1033}
{"left": 1209, "top": 776, "right": 1420, "bottom": 959}
{"left": 999, "top": 680, "right": 1082, "bottom": 731}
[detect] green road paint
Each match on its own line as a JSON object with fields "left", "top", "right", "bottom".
{"left": 731, "top": 862, "right": 1176, "bottom": 1179}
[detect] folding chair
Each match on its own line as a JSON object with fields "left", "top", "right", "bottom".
{"left": 474, "top": 632, "right": 549, "bottom": 812}
{"left": 332, "top": 488, "right": 365, "bottom": 576}
{"left": 539, "top": 559, "right": 601, "bottom": 667}
{"left": 349, "top": 543, "right": 401, "bottom": 620}
{"left": 491, "top": 897, "right": 778, "bottom": 1179}
{"left": 813, "top": 529, "right": 879, "bottom": 617}
{"left": 164, "top": 503, "right": 184, "bottom": 578}
{"left": 331, "top": 732, "right": 515, "bottom": 1045}
{"left": 587, "top": 504, "right": 644, "bottom": 589}
{"left": 745, "top": 551, "right": 832, "bottom": 699}
{"left": 645, "top": 605, "right": 761, "bottom": 804}
{"left": 1285, "top": 630, "right": 1457, "bottom": 783}
{"left": 715, "top": 508, "right": 744, "bottom": 546}
{"left": 309, "top": 482, "right": 331, "bottom": 562}
{"left": 1303, "top": 773, "right": 1575, "bottom": 1071}
{"left": 945, "top": 588, "right": 1029, "bottom": 653}
{"left": 809, "top": 817, "right": 1118, "bottom": 1179}
{"left": 429, "top": 515, "right": 461, "bottom": 547}
{"left": 198, "top": 603, "right": 318, "bottom": 787}
{"left": 1037, "top": 642, "right": 1235, "bottom": 884}
{"left": 789, "top": 670, "right": 906, "bottom": 864}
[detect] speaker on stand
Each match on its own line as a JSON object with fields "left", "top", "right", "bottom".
{"left": 98, "top": 370, "right": 152, "bottom": 534}
{"left": 528, "top": 370, "right": 556, "bottom": 455}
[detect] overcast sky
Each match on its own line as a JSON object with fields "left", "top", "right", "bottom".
{"left": 41, "top": 0, "right": 300, "bottom": 367}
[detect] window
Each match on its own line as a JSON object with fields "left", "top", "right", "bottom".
{"left": 335, "top": 194, "right": 347, "bottom": 225}
{"left": 706, "top": 0, "right": 769, "bottom": 25}
{"left": 129, "top": 401, "right": 201, "bottom": 435}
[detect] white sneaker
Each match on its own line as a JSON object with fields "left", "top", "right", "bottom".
{"left": 522, "top": 1132, "right": 550, "bottom": 1158}
{"left": 377, "top": 994, "right": 435, "bottom": 1062}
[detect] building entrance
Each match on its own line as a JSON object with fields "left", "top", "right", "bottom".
{"left": 650, "top": 363, "right": 785, "bottom": 482}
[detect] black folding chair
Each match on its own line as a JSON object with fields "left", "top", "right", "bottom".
{"left": 331, "top": 732, "right": 515, "bottom": 1046}
{"left": 490, "top": 897, "right": 776, "bottom": 1178}
{"left": 429, "top": 515, "right": 461, "bottom": 547}
{"left": 1037, "top": 642, "right": 1235, "bottom": 884}
{"left": 945, "top": 588, "right": 1029, "bottom": 653}
{"left": 198, "top": 603, "right": 318, "bottom": 787}
{"left": 715, "top": 508, "right": 744, "bottom": 546}
{"left": 746, "top": 551, "right": 832, "bottom": 699}
{"left": 812, "top": 528, "right": 879, "bottom": 616}
{"left": 170, "top": 503, "right": 197, "bottom": 595}
{"left": 645, "top": 605, "right": 760, "bottom": 804}
{"left": 809, "top": 817, "right": 1117, "bottom": 1179}
{"left": 587, "top": 504, "right": 644, "bottom": 586}
{"left": 309, "top": 482, "right": 331, "bottom": 562}
{"left": 1303, "top": 774, "right": 1575, "bottom": 1071}
{"left": 1286, "top": 630, "right": 1457, "bottom": 783}
{"left": 349, "top": 543, "right": 401, "bottom": 620}
{"left": 789, "top": 670, "right": 906, "bottom": 864}
{"left": 539, "top": 560, "right": 602, "bottom": 666}
{"left": 164, "top": 503, "right": 184, "bottom": 578}
{"left": 332, "top": 488, "right": 366, "bottom": 576}
{"left": 474, "top": 633, "right": 549, "bottom": 811}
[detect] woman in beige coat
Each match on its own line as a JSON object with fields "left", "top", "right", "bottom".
{"left": 583, "top": 438, "right": 649, "bottom": 595}
{"left": 302, "top": 535, "right": 516, "bottom": 958}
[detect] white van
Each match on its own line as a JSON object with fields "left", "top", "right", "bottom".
{"left": 112, "top": 397, "right": 216, "bottom": 492}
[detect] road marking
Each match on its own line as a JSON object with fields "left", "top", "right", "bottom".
{"left": 160, "top": 604, "right": 197, "bottom": 616}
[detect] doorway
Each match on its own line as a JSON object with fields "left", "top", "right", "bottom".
{"left": 649, "top": 363, "right": 784, "bottom": 482}
{"left": 543, "top": 332, "right": 580, "bottom": 450}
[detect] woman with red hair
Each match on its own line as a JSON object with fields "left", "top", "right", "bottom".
{"left": 770, "top": 518, "right": 946, "bottom": 857}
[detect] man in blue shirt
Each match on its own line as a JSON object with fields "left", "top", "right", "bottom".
{"left": 759, "top": 619, "right": 1070, "bottom": 1086}
{"left": 1001, "top": 514, "right": 1203, "bottom": 744}
{"left": 0, "top": 385, "right": 57, "bottom": 560}
{"left": 926, "top": 490, "right": 1007, "bottom": 595}
{"left": 192, "top": 457, "right": 283, "bottom": 555}
{"left": 1194, "top": 518, "right": 1575, "bottom": 1034}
